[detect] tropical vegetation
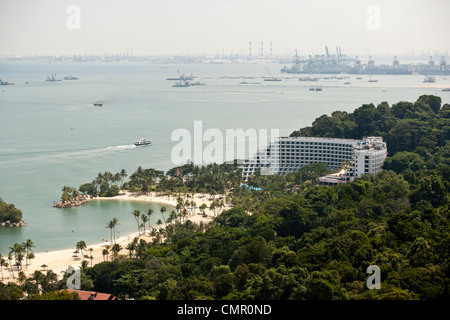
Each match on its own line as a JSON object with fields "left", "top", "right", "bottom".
{"left": 1, "top": 95, "right": 449, "bottom": 300}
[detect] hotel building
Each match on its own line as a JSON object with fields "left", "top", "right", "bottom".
{"left": 240, "top": 136, "right": 387, "bottom": 181}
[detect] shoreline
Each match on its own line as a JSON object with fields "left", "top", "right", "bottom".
{"left": 1, "top": 190, "right": 226, "bottom": 284}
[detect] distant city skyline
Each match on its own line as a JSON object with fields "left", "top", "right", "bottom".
{"left": 1, "top": 0, "right": 449, "bottom": 57}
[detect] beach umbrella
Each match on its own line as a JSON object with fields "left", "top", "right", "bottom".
{"left": 41, "top": 264, "right": 48, "bottom": 271}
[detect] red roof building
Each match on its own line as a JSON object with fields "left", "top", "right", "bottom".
{"left": 66, "top": 289, "right": 119, "bottom": 300}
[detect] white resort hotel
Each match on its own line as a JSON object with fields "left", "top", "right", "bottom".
{"left": 240, "top": 136, "right": 387, "bottom": 184}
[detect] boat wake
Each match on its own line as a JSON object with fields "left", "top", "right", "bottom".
{"left": 0, "top": 144, "right": 137, "bottom": 166}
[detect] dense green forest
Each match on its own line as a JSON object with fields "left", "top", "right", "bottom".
{"left": 1, "top": 95, "right": 448, "bottom": 300}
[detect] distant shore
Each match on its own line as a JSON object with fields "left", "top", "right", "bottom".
{"left": 2, "top": 191, "right": 225, "bottom": 284}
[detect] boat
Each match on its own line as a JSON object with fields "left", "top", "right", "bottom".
{"left": 264, "top": 67, "right": 281, "bottom": 81}
{"left": 0, "top": 79, "right": 15, "bottom": 85}
{"left": 368, "top": 75, "right": 378, "bottom": 82}
{"left": 135, "top": 138, "right": 152, "bottom": 146}
{"left": 310, "top": 85, "right": 322, "bottom": 91}
{"left": 442, "top": 88, "right": 450, "bottom": 92}
{"left": 423, "top": 75, "right": 436, "bottom": 83}
{"left": 93, "top": 103, "right": 103, "bottom": 107}
{"left": 167, "top": 72, "right": 194, "bottom": 81}
{"left": 263, "top": 78, "right": 281, "bottom": 81}
{"left": 172, "top": 81, "right": 190, "bottom": 87}
{"left": 46, "top": 74, "right": 62, "bottom": 82}
{"left": 63, "top": 75, "right": 78, "bottom": 80}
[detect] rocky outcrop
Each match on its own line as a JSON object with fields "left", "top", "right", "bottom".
{"left": 0, "top": 220, "right": 27, "bottom": 227}
{"left": 53, "top": 194, "right": 91, "bottom": 208}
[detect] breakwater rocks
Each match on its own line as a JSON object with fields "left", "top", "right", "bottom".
{"left": 0, "top": 220, "right": 27, "bottom": 227}
{"left": 53, "top": 194, "right": 91, "bottom": 208}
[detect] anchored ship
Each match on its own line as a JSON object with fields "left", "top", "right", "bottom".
{"left": 0, "top": 79, "right": 15, "bottom": 85}
{"left": 46, "top": 74, "right": 62, "bottom": 82}
{"left": 63, "top": 75, "right": 78, "bottom": 80}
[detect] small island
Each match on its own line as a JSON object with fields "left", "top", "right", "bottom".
{"left": 0, "top": 197, "right": 26, "bottom": 227}
{"left": 53, "top": 171, "right": 124, "bottom": 208}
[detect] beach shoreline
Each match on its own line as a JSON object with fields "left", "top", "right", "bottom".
{"left": 1, "top": 190, "right": 224, "bottom": 285}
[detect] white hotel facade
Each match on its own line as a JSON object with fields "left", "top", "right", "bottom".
{"left": 240, "top": 136, "right": 387, "bottom": 182}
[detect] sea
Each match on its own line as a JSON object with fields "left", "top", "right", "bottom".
{"left": 0, "top": 60, "right": 449, "bottom": 254}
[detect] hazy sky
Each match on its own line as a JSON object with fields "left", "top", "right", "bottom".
{"left": 0, "top": 0, "right": 449, "bottom": 57}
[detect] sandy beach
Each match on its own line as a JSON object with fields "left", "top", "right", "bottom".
{"left": 1, "top": 191, "right": 226, "bottom": 284}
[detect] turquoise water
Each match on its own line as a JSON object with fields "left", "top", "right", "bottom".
{"left": 1, "top": 61, "right": 449, "bottom": 254}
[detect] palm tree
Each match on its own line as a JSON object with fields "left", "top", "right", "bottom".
{"left": 81, "top": 260, "right": 89, "bottom": 271}
{"left": 42, "top": 270, "right": 58, "bottom": 293}
{"left": 31, "top": 270, "right": 45, "bottom": 295}
{"left": 169, "top": 210, "right": 177, "bottom": 224}
{"left": 106, "top": 220, "right": 114, "bottom": 244}
{"left": 119, "top": 169, "right": 128, "bottom": 188}
{"left": 9, "top": 243, "right": 25, "bottom": 270}
{"left": 191, "top": 201, "right": 197, "bottom": 216}
{"left": 146, "top": 208, "right": 154, "bottom": 230}
{"left": 7, "top": 252, "right": 14, "bottom": 278}
{"left": 141, "top": 213, "right": 149, "bottom": 234}
{"left": 132, "top": 210, "right": 141, "bottom": 234}
{"left": 102, "top": 248, "right": 109, "bottom": 262}
{"left": 111, "top": 243, "right": 122, "bottom": 260}
{"left": 88, "top": 248, "right": 94, "bottom": 266}
{"left": 160, "top": 206, "right": 167, "bottom": 225}
{"left": 0, "top": 254, "right": 7, "bottom": 281}
{"left": 200, "top": 203, "right": 207, "bottom": 215}
{"left": 76, "top": 240, "right": 87, "bottom": 258}
{"left": 22, "top": 239, "right": 35, "bottom": 268}
{"left": 111, "top": 217, "right": 119, "bottom": 243}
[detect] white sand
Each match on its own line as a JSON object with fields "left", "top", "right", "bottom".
{"left": 1, "top": 191, "right": 227, "bottom": 284}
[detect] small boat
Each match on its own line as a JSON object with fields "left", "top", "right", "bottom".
{"left": 423, "top": 75, "right": 436, "bottom": 83}
{"left": 63, "top": 75, "right": 78, "bottom": 80}
{"left": 135, "top": 138, "right": 152, "bottom": 146}
{"left": 0, "top": 79, "right": 14, "bottom": 85}
{"left": 93, "top": 103, "right": 103, "bottom": 107}
{"left": 442, "top": 88, "right": 450, "bottom": 92}
{"left": 46, "top": 74, "right": 62, "bottom": 82}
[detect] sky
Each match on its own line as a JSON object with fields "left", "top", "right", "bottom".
{"left": 0, "top": 0, "right": 449, "bottom": 57}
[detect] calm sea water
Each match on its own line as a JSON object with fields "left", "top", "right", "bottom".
{"left": 0, "top": 61, "right": 449, "bottom": 253}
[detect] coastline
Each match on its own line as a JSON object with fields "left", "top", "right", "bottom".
{"left": 1, "top": 190, "right": 225, "bottom": 284}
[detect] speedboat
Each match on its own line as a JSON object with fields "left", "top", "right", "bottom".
{"left": 135, "top": 138, "right": 152, "bottom": 146}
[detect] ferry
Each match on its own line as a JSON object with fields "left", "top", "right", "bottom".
{"left": 135, "top": 138, "right": 152, "bottom": 146}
